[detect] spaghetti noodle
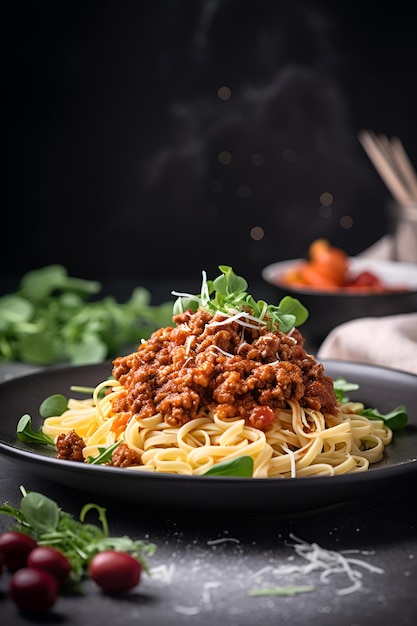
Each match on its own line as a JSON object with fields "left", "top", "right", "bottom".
{"left": 41, "top": 266, "right": 394, "bottom": 478}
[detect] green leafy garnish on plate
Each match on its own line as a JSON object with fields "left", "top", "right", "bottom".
{"left": 203, "top": 455, "right": 254, "bottom": 477}
{"left": 333, "top": 377, "right": 360, "bottom": 403}
{"left": 39, "top": 393, "right": 68, "bottom": 418}
{"left": 87, "top": 441, "right": 123, "bottom": 465}
{"left": 358, "top": 405, "right": 408, "bottom": 430}
{"left": 333, "top": 377, "right": 408, "bottom": 430}
{"left": 16, "top": 414, "right": 55, "bottom": 447}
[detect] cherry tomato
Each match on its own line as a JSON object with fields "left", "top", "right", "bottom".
{"left": 249, "top": 405, "right": 275, "bottom": 430}
{"left": 89, "top": 550, "right": 142, "bottom": 593}
{"left": 0, "top": 531, "right": 38, "bottom": 571}
{"left": 27, "top": 546, "right": 71, "bottom": 584}
{"left": 9, "top": 567, "right": 58, "bottom": 612}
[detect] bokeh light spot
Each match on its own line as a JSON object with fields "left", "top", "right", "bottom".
{"left": 340, "top": 215, "right": 353, "bottom": 229}
{"left": 218, "top": 151, "right": 232, "bottom": 165}
{"left": 217, "top": 86, "right": 232, "bottom": 100}
{"left": 250, "top": 226, "right": 264, "bottom": 240}
{"left": 320, "top": 192, "right": 333, "bottom": 206}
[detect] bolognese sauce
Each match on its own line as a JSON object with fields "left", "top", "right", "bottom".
{"left": 112, "top": 308, "right": 337, "bottom": 432}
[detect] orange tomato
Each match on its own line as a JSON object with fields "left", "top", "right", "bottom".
{"left": 110, "top": 413, "right": 130, "bottom": 438}
{"left": 283, "top": 239, "right": 349, "bottom": 289}
{"left": 282, "top": 239, "right": 408, "bottom": 293}
{"left": 295, "top": 263, "right": 342, "bottom": 289}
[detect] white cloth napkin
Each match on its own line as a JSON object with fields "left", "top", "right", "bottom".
{"left": 317, "top": 312, "right": 417, "bottom": 375}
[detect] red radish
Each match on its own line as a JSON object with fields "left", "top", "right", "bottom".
{"left": 27, "top": 546, "right": 71, "bottom": 584}
{"left": 9, "top": 567, "right": 58, "bottom": 612}
{"left": 89, "top": 550, "right": 142, "bottom": 593}
{"left": 0, "top": 531, "right": 38, "bottom": 571}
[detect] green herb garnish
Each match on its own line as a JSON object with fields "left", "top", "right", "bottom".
{"left": 87, "top": 441, "right": 123, "bottom": 465}
{"left": 172, "top": 265, "right": 308, "bottom": 334}
{"left": 0, "top": 264, "right": 173, "bottom": 365}
{"left": 333, "top": 377, "right": 360, "bottom": 403}
{"left": 358, "top": 405, "right": 408, "bottom": 430}
{"left": 39, "top": 393, "right": 68, "bottom": 418}
{"left": 333, "top": 377, "right": 408, "bottom": 430}
{"left": 0, "top": 487, "right": 156, "bottom": 588}
{"left": 17, "top": 393, "right": 69, "bottom": 447}
{"left": 16, "top": 414, "right": 55, "bottom": 447}
{"left": 70, "top": 378, "right": 115, "bottom": 399}
{"left": 203, "top": 455, "right": 254, "bottom": 477}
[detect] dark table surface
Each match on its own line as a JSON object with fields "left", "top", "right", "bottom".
{"left": 0, "top": 277, "right": 416, "bottom": 625}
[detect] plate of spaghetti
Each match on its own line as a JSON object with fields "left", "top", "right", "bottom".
{"left": 0, "top": 266, "right": 416, "bottom": 515}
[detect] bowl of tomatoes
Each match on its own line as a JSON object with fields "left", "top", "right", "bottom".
{"left": 262, "top": 239, "right": 417, "bottom": 349}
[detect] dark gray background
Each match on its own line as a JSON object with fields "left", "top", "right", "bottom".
{"left": 2, "top": 0, "right": 416, "bottom": 289}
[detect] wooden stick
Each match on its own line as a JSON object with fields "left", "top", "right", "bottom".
{"left": 375, "top": 133, "right": 417, "bottom": 199}
{"left": 389, "top": 136, "right": 417, "bottom": 200}
{"left": 358, "top": 130, "right": 413, "bottom": 203}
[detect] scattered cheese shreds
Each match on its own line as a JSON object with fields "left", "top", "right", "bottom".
{"left": 252, "top": 533, "right": 384, "bottom": 596}
{"left": 149, "top": 563, "right": 176, "bottom": 585}
{"left": 207, "top": 537, "right": 241, "bottom": 545}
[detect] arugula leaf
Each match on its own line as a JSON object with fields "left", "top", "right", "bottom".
{"left": 172, "top": 265, "right": 309, "bottom": 333}
{"left": 358, "top": 405, "right": 408, "bottom": 430}
{"left": 16, "top": 414, "right": 55, "bottom": 447}
{"left": 87, "top": 441, "right": 123, "bottom": 465}
{"left": 203, "top": 455, "right": 254, "bottom": 477}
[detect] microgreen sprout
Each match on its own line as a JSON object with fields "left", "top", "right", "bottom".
{"left": 172, "top": 265, "right": 308, "bottom": 334}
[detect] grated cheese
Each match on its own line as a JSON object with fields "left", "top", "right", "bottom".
{"left": 252, "top": 534, "right": 384, "bottom": 596}
{"left": 207, "top": 537, "right": 241, "bottom": 545}
{"left": 173, "top": 605, "right": 201, "bottom": 615}
{"left": 206, "top": 310, "right": 267, "bottom": 330}
{"left": 282, "top": 445, "right": 296, "bottom": 478}
{"left": 202, "top": 581, "right": 221, "bottom": 608}
{"left": 210, "top": 344, "right": 234, "bottom": 358}
{"left": 149, "top": 563, "right": 176, "bottom": 585}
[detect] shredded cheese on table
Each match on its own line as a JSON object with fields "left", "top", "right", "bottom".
{"left": 251, "top": 533, "right": 384, "bottom": 596}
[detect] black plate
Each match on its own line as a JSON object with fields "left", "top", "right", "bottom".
{"left": 0, "top": 360, "right": 416, "bottom": 515}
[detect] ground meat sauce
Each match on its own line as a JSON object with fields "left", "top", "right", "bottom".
{"left": 56, "top": 429, "right": 86, "bottom": 462}
{"left": 112, "top": 309, "right": 337, "bottom": 431}
{"left": 111, "top": 442, "right": 142, "bottom": 467}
